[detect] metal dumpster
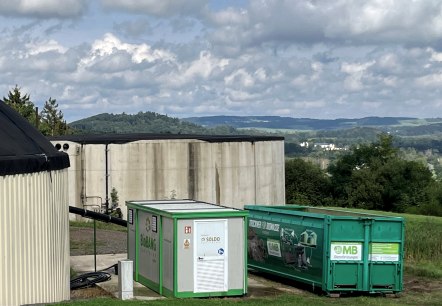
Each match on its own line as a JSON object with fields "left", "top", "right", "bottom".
{"left": 245, "top": 205, "right": 404, "bottom": 296}
{"left": 127, "top": 199, "right": 248, "bottom": 298}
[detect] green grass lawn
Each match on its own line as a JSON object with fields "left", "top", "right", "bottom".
{"left": 56, "top": 290, "right": 442, "bottom": 306}
{"left": 63, "top": 210, "right": 442, "bottom": 305}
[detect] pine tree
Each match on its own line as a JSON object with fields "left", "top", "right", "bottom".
{"left": 2, "top": 85, "right": 37, "bottom": 126}
{"left": 40, "top": 97, "right": 66, "bottom": 136}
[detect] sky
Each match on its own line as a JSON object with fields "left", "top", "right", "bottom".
{"left": 2, "top": 1, "right": 442, "bottom": 122}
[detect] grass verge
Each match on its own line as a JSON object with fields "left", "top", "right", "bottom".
{"left": 70, "top": 220, "right": 127, "bottom": 232}
{"left": 56, "top": 290, "right": 442, "bottom": 306}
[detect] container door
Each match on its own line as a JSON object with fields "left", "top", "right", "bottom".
{"left": 194, "top": 219, "right": 228, "bottom": 293}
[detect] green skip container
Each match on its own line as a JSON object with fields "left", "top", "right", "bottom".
{"left": 245, "top": 205, "right": 404, "bottom": 296}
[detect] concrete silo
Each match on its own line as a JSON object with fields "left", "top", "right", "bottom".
{"left": 0, "top": 103, "right": 70, "bottom": 306}
{"left": 50, "top": 134, "right": 285, "bottom": 219}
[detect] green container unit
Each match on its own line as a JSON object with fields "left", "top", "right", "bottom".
{"left": 127, "top": 199, "right": 248, "bottom": 298}
{"left": 245, "top": 205, "right": 404, "bottom": 296}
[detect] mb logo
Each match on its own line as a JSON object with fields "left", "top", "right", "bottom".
{"left": 343, "top": 246, "right": 358, "bottom": 254}
{"left": 334, "top": 245, "right": 358, "bottom": 254}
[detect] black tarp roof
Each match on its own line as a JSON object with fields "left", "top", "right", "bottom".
{"left": 0, "top": 102, "right": 70, "bottom": 176}
{"left": 49, "top": 133, "right": 284, "bottom": 145}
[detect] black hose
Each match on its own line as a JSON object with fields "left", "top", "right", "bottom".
{"left": 100, "top": 263, "right": 119, "bottom": 275}
{"left": 69, "top": 206, "right": 127, "bottom": 227}
{"left": 69, "top": 206, "right": 126, "bottom": 290}
{"left": 70, "top": 271, "right": 112, "bottom": 290}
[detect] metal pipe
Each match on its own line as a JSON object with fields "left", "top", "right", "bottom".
{"left": 94, "top": 220, "right": 97, "bottom": 272}
{"left": 80, "top": 144, "right": 85, "bottom": 206}
{"left": 105, "top": 144, "right": 109, "bottom": 214}
{"left": 69, "top": 206, "right": 127, "bottom": 227}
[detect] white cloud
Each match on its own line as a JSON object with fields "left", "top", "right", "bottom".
{"left": 101, "top": 0, "right": 207, "bottom": 17}
{"left": 224, "top": 69, "right": 254, "bottom": 87}
{"left": 226, "top": 89, "right": 258, "bottom": 102}
{"left": 26, "top": 39, "right": 67, "bottom": 55}
{"left": 80, "top": 33, "right": 176, "bottom": 68}
{"left": 415, "top": 73, "right": 442, "bottom": 87}
{"left": 207, "top": 7, "right": 248, "bottom": 26}
{"left": 377, "top": 53, "right": 400, "bottom": 71}
{"left": 0, "top": 0, "right": 87, "bottom": 18}
{"left": 183, "top": 50, "right": 228, "bottom": 79}
{"left": 383, "top": 76, "right": 398, "bottom": 87}
{"left": 254, "top": 68, "right": 267, "bottom": 82}
{"left": 341, "top": 61, "right": 375, "bottom": 91}
{"left": 293, "top": 100, "right": 326, "bottom": 109}
{"left": 428, "top": 47, "right": 442, "bottom": 62}
{"left": 205, "top": 0, "right": 442, "bottom": 56}
{"left": 4, "top": 1, "right": 442, "bottom": 120}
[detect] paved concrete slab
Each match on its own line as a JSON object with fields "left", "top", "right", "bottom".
{"left": 71, "top": 253, "right": 127, "bottom": 273}
{"left": 70, "top": 253, "right": 304, "bottom": 301}
{"left": 71, "top": 253, "right": 164, "bottom": 300}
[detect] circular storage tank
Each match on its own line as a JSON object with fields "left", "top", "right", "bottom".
{"left": 50, "top": 134, "right": 286, "bottom": 219}
{"left": 0, "top": 103, "right": 70, "bottom": 306}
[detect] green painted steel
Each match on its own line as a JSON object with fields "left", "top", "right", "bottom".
{"left": 245, "top": 205, "right": 404, "bottom": 295}
{"left": 173, "top": 217, "right": 178, "bottom": 297}
{"left": 127, "top": 200, "right": 248, "bottom": 298}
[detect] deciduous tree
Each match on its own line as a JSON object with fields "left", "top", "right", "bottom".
{"left": 328, "top": 133, "right": 437, "bottom": 214}
{"left": 285, "top": 158, "right": 332, "bottom": 206}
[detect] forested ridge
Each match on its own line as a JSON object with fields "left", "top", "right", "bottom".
{"left": 70, "top": 112, "right": 238, "bottom": 135}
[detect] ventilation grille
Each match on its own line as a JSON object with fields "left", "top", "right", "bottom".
{"left": 195, "top": 260, "right": 225, "bottom": 292}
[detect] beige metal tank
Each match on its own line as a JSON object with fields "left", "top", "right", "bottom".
{"left": 1, "top": 102, "right": 70, "bottom": 306}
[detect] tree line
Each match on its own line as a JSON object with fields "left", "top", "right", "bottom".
{"left": 2, "top": 85, "right": 68, "bottom": 136}
{"left": 3, "top": 86, "right": 441, "bottom": 216}
{"left": 286, "top": 134, "right": 442, "bottom": 216}
{"left": 69, "top": 112, "right": 239, "bottom": 135}
{"left": 1, "top": 86, "right": 238, "bottom": 136}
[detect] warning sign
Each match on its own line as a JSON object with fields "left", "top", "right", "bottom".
{"left": 184, "top": 226, "right": 192, "bottom": 234}
{"left": 183, "top": 239, "right": 191, "bottom": 249}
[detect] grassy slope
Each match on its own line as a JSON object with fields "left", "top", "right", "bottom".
{"left": 378, "top": 212, "right": 441, "bottom": 278}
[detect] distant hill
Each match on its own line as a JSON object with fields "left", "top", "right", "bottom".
{"left": 69, "top": 112, "right": 238, "bottom": 135}
{"left": 69, "top": 113, "right": 442, "bottom": 138}
{"left": 182, "top": 115, "right": 418, "bottom": 130}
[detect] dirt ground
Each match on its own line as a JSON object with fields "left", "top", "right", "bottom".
{"left": 70, "top": 227, "right": 127, "bottom": 256}
{"left": 70, "top": 286, "right": 113, "bottom": 300}
{"left": 69, "top": 226, "right": 442, "bottom": 300}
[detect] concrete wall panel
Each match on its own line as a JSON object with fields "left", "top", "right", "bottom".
{"left": 53, "top": 138, "right": 285, "bottom": 218}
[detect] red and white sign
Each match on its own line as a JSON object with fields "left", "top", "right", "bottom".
{"left": 184, "top": 226, "right": 192, "bottom": 234}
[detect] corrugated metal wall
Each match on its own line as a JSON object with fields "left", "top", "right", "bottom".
{"left": 0, "top": 170, "right": 70, "bottom": 306}
{"left": 55, "top": 139, "right": 285, "bottom": 219}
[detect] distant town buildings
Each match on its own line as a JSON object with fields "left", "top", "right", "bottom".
{"left": 300, "top": 141, "right": 346, "bottom": 151}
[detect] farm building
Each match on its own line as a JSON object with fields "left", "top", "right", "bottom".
{"left": 0, "top": 103, "right": 70, "bottom": 305}
{"left": 50, "top": 134, "right": 285, "bottom": 218}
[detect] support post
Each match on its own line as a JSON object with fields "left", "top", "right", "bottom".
{"left": 94, "top": 220, "right": 97, "bottom": 272}
{"left": 118, "top": 260, "right": 134, "bottom": 300}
